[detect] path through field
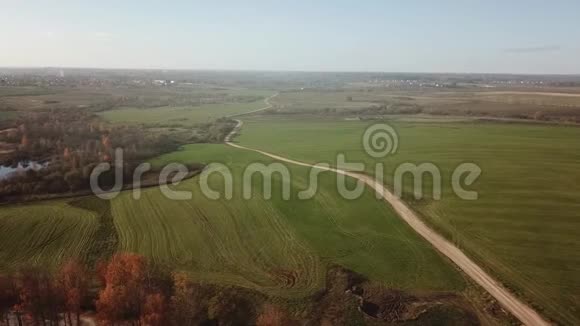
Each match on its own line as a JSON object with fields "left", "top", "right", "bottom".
{"left": 224, "top": 98, "right": 550, "bottom": 325}
{"left": 226, "top": 92, "right": 278, "bottom": 119}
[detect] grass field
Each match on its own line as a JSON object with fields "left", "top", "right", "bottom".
{"left": 110, "top": 144, "right": 464, "bottom": 297}
{"left": 236, "top": 116, "right": 580, "bottom": 324}
{"left": 0, "top": 86, "right": 272, "bottom": 112}
{"left": 272, "top": 89, "right": 580, "bottom": 122}
{"left": 100, "top": 100, "right": 269, "bottom": 125}
{"left": 0, "top": 142, "right": 465, "bottom": 300}
{"left": 0, "top": 201, "right": 100, "bottom": 272}
{"left": 3, "top": 86, "right": 578, "bottom": 322}
{"left": 272, "top": 90, "right": 379, "bottom": 113}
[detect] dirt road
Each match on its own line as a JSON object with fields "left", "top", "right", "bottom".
{"left": 224, "top": 108, "right": 550, "bottom": 325}
{"left": 226, "top": 93, "right": 278, "bottom": 120}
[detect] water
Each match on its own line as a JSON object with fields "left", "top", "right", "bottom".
{"left": 0, "top": 161, "right": 48, "bottom": 181}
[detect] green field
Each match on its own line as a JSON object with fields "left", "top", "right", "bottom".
{"left": 272, "top": 90, "right": 379, "bottom": 113}
{"left": 236, "top": 116, "right": 580, "bottom": 324}
{"left": 2, "top": 86, "right": 579, "bottom": 323}
{"left": 0, "top": 201, "right": 100, "bottom": 271}
{"left": 100, "top": 100, "right": 269, "bottom": 126}
{"left": 0, "top": 142, "right": 464, "bottom": 299}
{"left": 111, "top": 144, "right": 464, "bottom": 296}
{"left": 271, "top": 89, "right": 580, "bottom": 121}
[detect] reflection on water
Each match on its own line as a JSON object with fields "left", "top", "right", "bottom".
{"left": 0, "top": 161, "right": 48, "bottom": 180}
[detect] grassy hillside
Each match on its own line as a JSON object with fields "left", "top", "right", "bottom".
{"left": 0, "top": 201, "right": 100, "bottom": 272}
{"left": 236, "top": 116, "right": 580, "bottom": 324}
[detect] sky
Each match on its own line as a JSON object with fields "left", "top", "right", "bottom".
{"left": 1, "top": 0, "right": 580, "bottom": 74}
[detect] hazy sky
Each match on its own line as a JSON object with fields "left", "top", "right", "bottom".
{"left": 2, "top": 0, "right": 580, "bottom": 74}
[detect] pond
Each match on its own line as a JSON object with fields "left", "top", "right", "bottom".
{"left": 0, "top": 161, "right": 48, "bottom": 181}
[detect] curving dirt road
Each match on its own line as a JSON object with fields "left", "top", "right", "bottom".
{"left": 224, "top": 98, "right": 550, "bottom": 325}
{"left": 226, "top": 93, "right": 279, "bottom": 120}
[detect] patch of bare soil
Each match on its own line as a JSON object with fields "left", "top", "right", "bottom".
{"left": 310, "top": 266, "right": 480, "bottom": 325}
{"left": 355, "top": 286, "right": 479, "bottom": 325}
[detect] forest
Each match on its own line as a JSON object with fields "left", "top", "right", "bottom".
{"left": 0, "top": 253, "right": 299, "bottom": 326}
{"left": 0, "top": 107, "right": 235, "bottom": 201}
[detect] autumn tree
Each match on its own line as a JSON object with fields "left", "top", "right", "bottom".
{"left": 140, "top": 292, "right": 167, "bottom": 326}
{"left": 63, "top": 147, "right": 71, "bottom": 160}
{"left": 14, "top": 268, "right": 62, "bottom": 326}
{"left": 256, "top": 304, "right": 292, "bottom": 326}
{"left": 19, "top": 134, "right": 29, "bottom": 149}
{"left": 207, "top": 289, "right": 252, "bottom": 326}
{"left": 96, "top": 253, "right": 148, "bottom": 325}
{"left": 101, "top": 134, "right": 112, "bottom": 153}
{"left": 95, "top": 259, "right": 108, "bottom": 286}
{"left": 0, "top": 275, "right": 17, "bottom": 326}
{"left": 169, "top": 272, "right": 205, "bottom": 325}
{"left": 57, "top": 260, "right": 89, "bottom": 326}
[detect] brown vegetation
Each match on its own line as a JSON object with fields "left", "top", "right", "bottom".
{"left": 0, "top": 258, "right": 483, "bottom": 326}
{"left": 0, "top": 109, "right": 184, "bottom": 201}
{"left": 256, "top": 304, "right": 293, "bottom": 326}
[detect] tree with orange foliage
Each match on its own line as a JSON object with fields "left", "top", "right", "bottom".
{"left": 96, "top": 253, "right": 147, "bottom": 325}
{"left": 101, "top": 134, "right": 112, "bottom": 151}
{"left": 256, "top": 304, "right": 292, "bottom": 326}
{"left": 95, "top": 259, "right": 109, "bottom": 286}
{"left": 57, "top": 260, "right": 88, "bottom": 326}
{"left": 207, "top": 288, "right": 252, "bottom": 326}
{"left": 63, "top": 147, "right": 71, "bottom": 160}
{"left": 19, "top": 134, "right": 29, "bottom": 149}
{"left": 14, "top": 268, "right": 62, "bottom": 326}
{"left": 140, "top": 292, "right": 167, "bottom": 326}
{"left": 170, "top": 272, "right": 204, "bottom": 325}
{"left": 0, "top": 275, "right": 17, "bottom": 326}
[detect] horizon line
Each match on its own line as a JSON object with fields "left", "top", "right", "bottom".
{"left": 1, "top": 65, "right": 580, "bottom": 77}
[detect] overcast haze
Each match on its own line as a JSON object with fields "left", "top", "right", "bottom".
{"left": 2, "top": 0, "right": 580, "bottom": 74}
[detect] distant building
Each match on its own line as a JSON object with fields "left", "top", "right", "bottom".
{"left": 152, "top": 79, "right": 175, "bottom": 86}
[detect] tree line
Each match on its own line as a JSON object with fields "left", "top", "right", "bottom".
{"left": 0, "top": 253, "right": 295, "bottom": 326}
{"left": 0, "top": 109, "right": 182, "bottom": 200}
